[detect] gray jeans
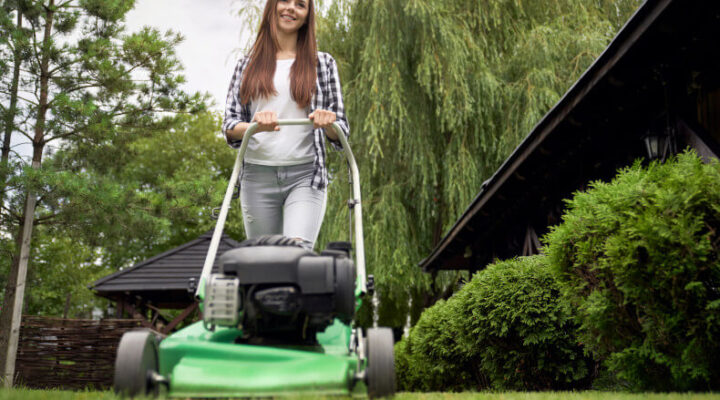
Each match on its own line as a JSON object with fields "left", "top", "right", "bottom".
{"left": 240, "top": 162, "right": 327, "bottom": 249}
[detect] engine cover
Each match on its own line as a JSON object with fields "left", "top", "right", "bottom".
{"left": 214, "top": 242, "right": 356, "bottom": 343}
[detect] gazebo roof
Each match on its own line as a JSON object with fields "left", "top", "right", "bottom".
{"left": 90, "top": 231, "right": 242, "bottom": 308}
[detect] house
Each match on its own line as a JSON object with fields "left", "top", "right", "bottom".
{"left": 419, "top": 0, "right": 720, "bottom": 274}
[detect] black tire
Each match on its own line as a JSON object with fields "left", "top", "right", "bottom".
{"left": 114, "top": 329, "right": 160, "bottom": 397}
{"left": 238, "top": 235, "right": 305, "bottom": 248}
{"left": 335, "top": 258, "right": 356, "bottom": 323}
{"left": 366, "top": 327, "right": 396, "bottom": 398}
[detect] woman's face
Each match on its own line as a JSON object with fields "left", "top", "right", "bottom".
{"left": 276, "top": 0, "right": 309, "bottom": 34}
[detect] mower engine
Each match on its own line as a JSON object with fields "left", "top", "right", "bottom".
{"left": 203, "top": 237, "right": 356, "bottom": 343}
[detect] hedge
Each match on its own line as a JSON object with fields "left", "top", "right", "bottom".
{"left": 395, "top": 296, "right": 477, "bottom": 391}
{"left": 395, "top": 255, "right": 590, "bottom": 391}
{"left": 544, "top": 151, "right": 720, "bottom": 390}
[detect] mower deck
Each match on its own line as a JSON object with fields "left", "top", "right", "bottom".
{"left": 159, "top": 319, "right": 360, "bottom": 397}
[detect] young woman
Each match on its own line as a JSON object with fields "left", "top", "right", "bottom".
{"left": 222, "top": 0, "right": 349, "bottom": 250}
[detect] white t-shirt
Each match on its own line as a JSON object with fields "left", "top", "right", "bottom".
{"left": 246, "top": 58, "right": 315, "bottom": 166}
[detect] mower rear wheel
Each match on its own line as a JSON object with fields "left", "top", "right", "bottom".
{"left": 366, "top": 327, "right": 396, "bottom": 398}
{"left": 335, "top": 259, "right": 356, "bottom": 323}
{"left": 113, "top": 329, "right": 160, "bottom": 397}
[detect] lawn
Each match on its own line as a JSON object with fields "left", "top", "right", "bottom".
{"left": 1, "top": 389, "right": 719, "bottom": 400}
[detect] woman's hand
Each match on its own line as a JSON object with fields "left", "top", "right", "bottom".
{"left": 308, "top": 109, "right": 338, "bottom": 140}
{"left": 253, "top": 111, "right": 280, "bottom": 133}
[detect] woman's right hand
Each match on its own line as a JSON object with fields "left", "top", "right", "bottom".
{"left": 253, "top": 111, "right": 280, "bottom": 133}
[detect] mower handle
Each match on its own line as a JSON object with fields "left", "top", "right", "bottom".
{"left": 196, "top": 119, "right": 367, "bottom": 298}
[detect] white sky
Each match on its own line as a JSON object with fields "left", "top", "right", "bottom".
{"left": 124, "top": 0, "right": 251, "bottom": 110}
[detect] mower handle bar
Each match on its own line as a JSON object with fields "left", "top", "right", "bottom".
{"left": 196, "top": 119, "right": 367, "bottom": 298}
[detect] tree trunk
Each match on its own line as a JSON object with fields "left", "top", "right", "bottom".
{"left": 0, "top": 178, "right": 39, "bottom": 387}
{"left": 0, "top": 3, "right": 23, "bottom": 209}
{"left": 0, "top": 220, "right": 25, "bottom": 385}
{"left": 424, "top": 165, "right": 445, "bottom": 308}
{"left": 62, "top": 293, "right": 72, "bottom": 319}
{"left": 432, "top": 171, "right": 445, "bottom": 246}
{"left": 0, "top": 1, "right": 53, "bottom": 386}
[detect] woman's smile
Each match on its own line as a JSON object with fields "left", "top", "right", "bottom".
{"left": 277, "top": 0, "right": 307, "bottom": 32}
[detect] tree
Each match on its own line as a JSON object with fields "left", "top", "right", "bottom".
{"left": 312, "top": 0, "right": 643, "bottom": 327}
{"left": 0, "top": 1, "right": 29, "bottom": 210}
{"left": 0, "top": 111, "right": 232, "bottom": 323}
{"left": 0, "top": 0, "right": 204, "bottom": 385}
{"left": 51, "top": 110, "right": 242, "bottom": 268}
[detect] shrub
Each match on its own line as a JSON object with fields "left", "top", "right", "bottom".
{"left": 394, "top": 297, "right": 478, "bottom": 391}
{"left": 395, "top": 255, "right": 590, "bottom": 391}
{"left": 456, "top": 255, "right": 591, "bottom": 390}
{"left": 544, "top": 151, "right": 720, "bottom": 390}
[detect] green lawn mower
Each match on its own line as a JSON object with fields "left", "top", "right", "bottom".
{"left": 113, "top": 120, "right": 396, "bottom": 398}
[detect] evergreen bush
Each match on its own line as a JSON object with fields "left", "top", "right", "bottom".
{"left": 544, "top": 151, "right": 720, "bottom": 390}
{"left": 395, "top": 255, "right": 590, "bottom": 390}
{"left": 457, "top": 255, "right": 591, "bottom": 390}
{"left": 394, "top": 297, "right": 477, "bottom": 391}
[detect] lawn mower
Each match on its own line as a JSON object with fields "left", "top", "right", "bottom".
{"left": 112, "top": 120, "right": 396, "bottom": 398}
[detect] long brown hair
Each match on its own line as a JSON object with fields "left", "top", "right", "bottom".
{"left": 239, "top": 0, "right": 317, "bottom": 108}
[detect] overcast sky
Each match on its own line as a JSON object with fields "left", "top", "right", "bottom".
{"left": 125, "top": 0, "right": 251, "bottom": 111}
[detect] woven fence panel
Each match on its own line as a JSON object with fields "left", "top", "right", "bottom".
{"left": 16, "top": 316, "right": 144, "bottom": 390}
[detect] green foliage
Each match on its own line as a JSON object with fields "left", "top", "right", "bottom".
{"left": 459, "top": 256, "right": 591, "bottom": 390}
{"left": 544, "top": 151, "right": 720, "bottom": 391}
{"left": 395, "top": 297, "right": 476, "bottom": 391}
{"left": 22, "top": 234, "right": 109, "bottom": 317}
{"left": 395, "top": 255, "right": 590, "bottom": 391}
{"left": 0, "top": 0, "right": 211, "bottom": 318}
{"left": 80, "top": 0, "right": 135, "bottom": 22}
{"left": 49, "top": 111, "right": 238, "bottom": 270}
{"left": 314, "top": 0, "right": 642, "bottom": 326}
{"left": 0, "top": 111, "right": 232, "bottom": 317}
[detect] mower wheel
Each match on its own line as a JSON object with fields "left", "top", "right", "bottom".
{"left": 366, "top": 327, "right": 396, "bottom": 398}
{"left": 335, "top": 259, "right": 356, "bottom": 323}
{"left": 113, "top": 329, "right": 160, "bottom": 397}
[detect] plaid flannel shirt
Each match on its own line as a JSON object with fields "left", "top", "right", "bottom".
{"left": 222, "top": 52, "right": 350, "bottom": 190}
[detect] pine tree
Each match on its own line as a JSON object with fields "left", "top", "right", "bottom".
{"left": 3, "top": 111, "right": 233, "bottom": 320}
{"left": 0, "top": 1, "right": 28, "bottom": 210}
{"left": 0, "top": 0, "right": 204, "bottom": 385}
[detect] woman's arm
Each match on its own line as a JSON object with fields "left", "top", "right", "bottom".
{"left": 225, "top": 122, "right": 250, "bottom": 141}
{"left": 222, "top": 57, "right": 252, "bottom": 147}
{"left": 317, "top": 53, "right": 349, "bottom": 147}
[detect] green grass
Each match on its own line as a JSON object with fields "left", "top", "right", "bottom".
{"left": 0, "top": 389, "right": 120, "bottom": 400}
{"left": 392, "top": 394, "right": 720, "bottom": 400}
{"left": 1, "top": 389, "right": 720, "bottom": 400}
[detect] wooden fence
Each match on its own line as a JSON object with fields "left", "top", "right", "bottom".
{"left": 15, "top": 316, "right": 145, "bottom": 390}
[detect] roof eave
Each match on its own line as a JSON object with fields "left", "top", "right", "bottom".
{"left": 419, "top": 0, "right": 673, "bottom": 272}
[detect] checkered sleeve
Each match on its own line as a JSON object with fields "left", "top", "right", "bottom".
{"left": 222, "top": 56, "right": 251, "bottom": 148}
{"left": 322, "top": 53, "right": 350, "bottom": 150}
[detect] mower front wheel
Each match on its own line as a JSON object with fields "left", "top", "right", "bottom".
{"left": 113, "top": 329, "right": 160, "bottom": 397}
{"left": 366, "top": 327, "right": 396, "bottom": 398}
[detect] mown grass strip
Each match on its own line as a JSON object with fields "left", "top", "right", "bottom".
{"left": 1, "top": 389, "right": 719, "bottom": 400}
{"left": 392, "top": 393, "right": 720, "bottom": 400}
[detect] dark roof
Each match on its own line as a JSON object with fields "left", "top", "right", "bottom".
{"left": 420, "top": 0, "right": 720, "bottom": 272}
{"left": 90, "top": 231, "right": 242, "bottom": 308}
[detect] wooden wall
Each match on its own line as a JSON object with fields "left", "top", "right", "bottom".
{"left": 15, "top": 316, "right": 144, "bottom": 390}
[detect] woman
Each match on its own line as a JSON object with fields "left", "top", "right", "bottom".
{"left": 222, "top": 0, "right": 349, "bottom": 250}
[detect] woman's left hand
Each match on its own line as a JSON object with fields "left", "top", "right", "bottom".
{"left": 308, "top": 109, "right": 338, "bottom": 140}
